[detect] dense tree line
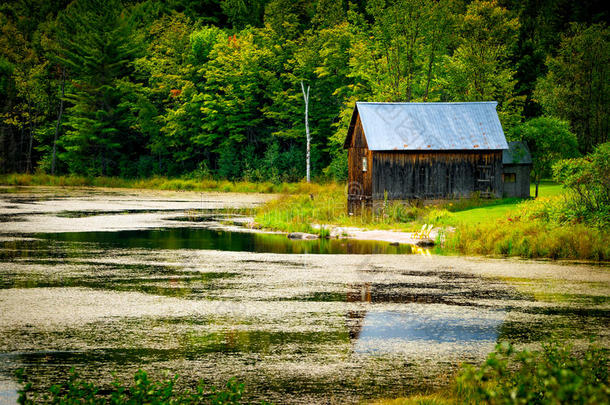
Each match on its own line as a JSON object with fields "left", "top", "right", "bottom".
{"left": 0, "top": 0, "right": 607, "bottom": 181}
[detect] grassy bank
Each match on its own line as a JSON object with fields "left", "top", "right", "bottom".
{"left": 255, "top": 183, "right": 429, "bottom": 235}
{"left": 2, "top": 174, "right": 607, "bottom": 260}
{"left": 0, "top": 173, "right": 328, "bottom": 194}
{"left": 254, "top": 181, "right": 609, "bottom": 261}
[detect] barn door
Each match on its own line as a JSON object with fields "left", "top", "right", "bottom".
{"left": 475, "top": 163, "right": 493, "bottom": 198}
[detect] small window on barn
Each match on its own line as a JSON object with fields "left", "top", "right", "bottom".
{"left": 362, "top": 156, "right": 368, "bottom": 172}
{"left": 503, "top": 173, "right": 516, "bottom": 183}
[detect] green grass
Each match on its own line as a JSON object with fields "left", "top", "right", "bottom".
{"left": 443, "top": 201, "right": 520, "bottom": 225}
{"left": 254, "top": 181, "right": 609, "bottom": 261}
{"left": 254, "top": 182, "right": 568, "bottom": 234}
{"left": 254, "top": 184, "right": 422, "bottom": 235}
{"left": 428, "top": 182, "right": 566, "bottom": 227}
{"left": 0, "top": 173, "right": 329, "bottom": 195}
{"left": 532, "top": 180, "right": 565, "bottom": 197}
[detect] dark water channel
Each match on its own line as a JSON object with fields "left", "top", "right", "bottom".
{"left": 33, "top": 228, "right": 416, "bottom": 254}
{"left": 1, "top": 221, "right": 608, "bottom": 403}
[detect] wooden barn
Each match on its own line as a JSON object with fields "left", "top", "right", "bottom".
{"left": 344, "top": 102, "right": 509, "bottom": 213}
{"left": 502, "top": 141, "right": 532, "bottom": 198}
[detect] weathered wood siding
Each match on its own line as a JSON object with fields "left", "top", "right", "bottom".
{"left": 502, "top": 164, "right": 531, "bottom": 198}
{"left": 347, "top": 116, "right": 373, "bottom": 198}
{"left": 372, "top": 151, "right": 503, "bottom": 199}
{"left": 347, "top": 116, "right": 373, "bottom": 213}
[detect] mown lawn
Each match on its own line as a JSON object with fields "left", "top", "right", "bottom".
{"left": 443, "top": 181, "right": 565, "bottom": 226}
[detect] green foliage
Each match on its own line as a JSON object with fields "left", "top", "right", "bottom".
{"left": 444, "top": 214, "right": 609, "bottom": 261}
{"left": 55, "top": 0, "right": 144, "bottom": 176}
{"left": 535, "top": 23, "right": 609, "bottom": 154}
{"left": 15, "top": 368, "right": 265, "bottom": 404}
{"left": 552, "top": 142, "right": 610, "bottom": 227}
{"left": 1, "top": 0, "right": 607, "bottom": 183}
{"left": 456, "top": 341, "right": 609, "bottom": 404}
{"left": 443, "top": 0, "right": 523, "bottom": 129}
{"left": 509, "top": 116, "right": 578, "bottom": 196}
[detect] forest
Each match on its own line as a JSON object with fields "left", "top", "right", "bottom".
{"left": 0, "top": 0, "right": 608, "bottom": 182}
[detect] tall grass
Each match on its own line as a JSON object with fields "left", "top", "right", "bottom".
{"left": 254, "top": 184, "right": 423, "bottom": 235}
{"left": 444, "top": 219, "right": 610, "bottom": 260}
{"left": 0, "top": 173, "right": 330, "bottom": 194}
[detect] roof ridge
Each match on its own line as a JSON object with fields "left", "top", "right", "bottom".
{"left": 350, "top": 101, "right": 507, "bottom": 151}
{"left": 356, "top": 101, "right": 498, "bottom": 105}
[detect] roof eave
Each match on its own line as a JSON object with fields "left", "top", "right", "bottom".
{"left": 343, "top": 105, "right": 360, "bottom": 149}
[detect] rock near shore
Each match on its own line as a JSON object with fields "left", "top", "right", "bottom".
{"left": 287, "top": 232, "right": 319, "bottom": 240}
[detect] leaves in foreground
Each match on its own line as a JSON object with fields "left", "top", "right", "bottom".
{"left": 456, "top": 340, "right": 609, "bottom": 404}
{"left": 15, "top": 368, "right": 270, "bottom": 404}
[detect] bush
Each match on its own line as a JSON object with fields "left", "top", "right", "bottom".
{"left": 15, "top": 368, "right": 267, "bottom": 404}
{"left": 553, "top": 143, "right": 610, "bottom": 228}
{"left": 456, "top": 341, "right": 609, "bottom": 404}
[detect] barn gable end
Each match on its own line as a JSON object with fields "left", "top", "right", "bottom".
{"left": 344, "top": 102, "right": 511, "bottom": 213}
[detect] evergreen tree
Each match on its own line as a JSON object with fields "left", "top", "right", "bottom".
{"left": 55, "top": 0, "right": 143, "bottom": 175}
{"left": 535, "top": 23, "right": 609, "bottom": 154}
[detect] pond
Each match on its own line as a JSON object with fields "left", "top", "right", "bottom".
{"left": 34, "top": 228, "right": 417, "bottom": 255}
{"left": 0, "top": 189, "right": 608, "bottom": 404}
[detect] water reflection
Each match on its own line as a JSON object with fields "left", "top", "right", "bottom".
{"left": 34, "top": 228, "right": 417, "bottom": 255}
{"left": 352, "top": 310, "right": 503, "bottom": 354}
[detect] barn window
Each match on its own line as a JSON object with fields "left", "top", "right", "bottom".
{"left": 362, "top": 156, "right": 368, "bottom": 172}
{"left": 503, "top": 173, "right": 516, "bottom": 183}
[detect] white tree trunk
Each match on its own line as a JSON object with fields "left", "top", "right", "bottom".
{"left": 301, "top": 81, "right": 311, "bottom": 183}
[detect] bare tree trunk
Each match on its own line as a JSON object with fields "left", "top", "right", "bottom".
{"left": 26, "top": 102, "right": 34, "bottom": 173}
{"left": 301, "top": 80, "right": 311, "bottom": 183}
{"left": 52, "top": 67, "right": 66, "bottom": 175}
{"left": 18, "top": 125, "right": 25, "bottom": 173}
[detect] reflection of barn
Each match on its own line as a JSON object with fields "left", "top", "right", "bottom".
{"left": 344, "top": 102, "right": 510, "bottom": 213}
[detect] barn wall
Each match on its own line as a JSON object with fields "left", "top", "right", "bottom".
{"left": 372, "top": 151, "right": 503, "bottom": 200}
{"left": 347, "top": 116, "right": 374, "bottom": 213}
{"left": 503, "top": 164, "right": 531, "bottom": 198}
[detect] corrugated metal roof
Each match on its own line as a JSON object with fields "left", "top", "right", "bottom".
{"left": 346, "top": 101, "right": 508, "bottom": 151}
{"left": 503, "top": 141, "right": 532, "bottom": 165}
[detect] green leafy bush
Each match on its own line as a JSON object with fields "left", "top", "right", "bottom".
{"left": 456, "top": 341, "right": 609, "bottom": 404}
{"left": 15, "top": 368, "right": 267, "bottom": 404}
{"left": 553, "top": 143, "right": 610, "bottom": 227}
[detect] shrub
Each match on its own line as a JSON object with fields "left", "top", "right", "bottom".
{"left": 456, "top": 340, "right": 609, "bottom": 404}
{"left": 553, "top": 142, "right": 610, "bottom": 228}
{"left": 15, "top": 368, "right": 266, "bottom": 404}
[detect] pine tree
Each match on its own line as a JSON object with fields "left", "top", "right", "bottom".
{"left": 55, "top": 0, "right": 142, "bottom": 175}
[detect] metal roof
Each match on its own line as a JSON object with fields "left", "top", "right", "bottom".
{"left": 503, "top": 141, "right": 532, "bottom": 165}
{"left": 345, "top": 101, "right": 508, "bottom": 151}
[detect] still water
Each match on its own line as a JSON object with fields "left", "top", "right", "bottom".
{"left": 0, "top": 193, "right": 608, "bottom": 404}
{"left": 34, "top": 228, "right": 416, "bottom": 255}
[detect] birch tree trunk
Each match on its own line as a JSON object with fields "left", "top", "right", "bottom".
{"left": 301, "top": 80, "right": 310, "bottom": 183}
